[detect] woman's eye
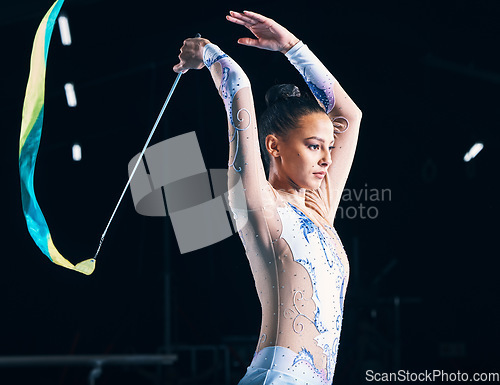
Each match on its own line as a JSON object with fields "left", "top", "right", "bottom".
{"left": 308, "top": 144, "right": 320, "bottom": 150}
{"left": 329, "top": 146, "right": 335, "bottom": 151}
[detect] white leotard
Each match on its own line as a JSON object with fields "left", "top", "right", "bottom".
{"left": 203, "top": 42, "right": 349, "bottom": 385}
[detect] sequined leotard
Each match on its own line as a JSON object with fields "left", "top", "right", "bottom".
{"left": 203, "top": 42, "right": 350, "bottom": 385}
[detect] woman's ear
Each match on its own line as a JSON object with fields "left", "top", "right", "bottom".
{"left": 332, "top": 116, "right": 349, "bottom": 134}
{"left": 265, "top": 134, "right": 280, "bottom": 158}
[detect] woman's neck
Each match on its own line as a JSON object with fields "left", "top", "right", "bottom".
{"left": 268, "top": 165, "right": 306, "bottom": 198}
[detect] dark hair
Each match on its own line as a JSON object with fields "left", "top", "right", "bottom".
{"left": 258, "top": 84, "right": 326, "bottom": 171}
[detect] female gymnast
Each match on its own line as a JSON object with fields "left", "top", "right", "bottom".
{"left": 174, "top": 10, "right": 362, "bottom": 385}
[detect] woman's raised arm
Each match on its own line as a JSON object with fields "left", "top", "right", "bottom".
{"left": 173, "top": 38, "right": 275, "bottom": 213}
{"left": 227, "top": 11, "right": 362, "bottom": 221}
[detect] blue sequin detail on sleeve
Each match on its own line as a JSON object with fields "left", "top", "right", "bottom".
{"left": 306, "top": 80, "right": 331, "bottom": 113}
{"left": 205, "top": 53, "right": 228, "bottom": 69}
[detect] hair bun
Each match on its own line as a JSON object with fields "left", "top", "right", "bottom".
{"left": 265, "top": 84, "right": 301, "bottom": 107}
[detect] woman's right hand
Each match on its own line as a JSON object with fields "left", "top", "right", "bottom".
{"left": 173, "top": 37, "right": 211, "bottom": 73}
{"left": 226, "top": 11, "right": 299, "bottom": 54}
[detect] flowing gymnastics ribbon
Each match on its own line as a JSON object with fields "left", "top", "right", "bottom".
{"left": 19, "top": 0, "right": 95, "bottom": 275}
{"left": 20, "top": 0, "right": 188, "bottom": 275}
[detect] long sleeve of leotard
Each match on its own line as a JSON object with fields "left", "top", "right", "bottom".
{"left": 285, "top": 42, "right": 361, "bottom": 223}
{"left": 285, "top": 41, "right": 337, "bottom": 114}
{"left": 284, "top": 41, "right": 340, "bottom": 221}
{"left": 203, "top": 43, "right": 276, "bottom": 216}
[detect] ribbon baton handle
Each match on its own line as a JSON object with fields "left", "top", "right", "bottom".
{"left": 93, "top": 33, "right": 202, "bottom": 260}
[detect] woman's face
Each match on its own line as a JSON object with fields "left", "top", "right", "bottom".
{"left": 274, "top": 112, "right": 335, "bottom": 191}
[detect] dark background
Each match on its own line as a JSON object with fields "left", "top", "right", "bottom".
{"left": 1, "top": 0, "right": 498, "bottom": 384}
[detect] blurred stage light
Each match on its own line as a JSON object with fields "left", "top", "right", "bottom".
{"left": 58, "top": 15, "right": 72, "bottom": 46}
{"left": 72, "top": 144, "right": 82, "bottom": 161}
{"left": 64, "top": 83, "right": 77, "bottom": 107}
{"left": 463, "top": 142, "right": 484, "bottom": 162}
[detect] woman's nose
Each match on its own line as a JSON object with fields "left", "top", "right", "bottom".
{"left": 320, "top": 151, "right": 332, "bottom": 167}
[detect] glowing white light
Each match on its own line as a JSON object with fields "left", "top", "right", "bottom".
{"left": 58, "top": 15, "right": 72, "bottom": 46}
{"left": 463, "top": 142, "right": 484, "bottom": 162}
{"left": 64, "top": 83, "right": 77, "bottom": 107}
{"left": 72, "top": 144, "right": 82, "bottom": 161}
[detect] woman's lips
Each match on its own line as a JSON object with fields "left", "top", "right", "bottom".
{"left": 313, "top": 171, "right": 326, "bottom": 179}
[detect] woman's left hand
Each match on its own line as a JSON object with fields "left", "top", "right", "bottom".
{"left": 173, "top": 37, "right": 211, "bottom": 73}
{"left": 226, "top": 11, "right": 299, "bottom": 54}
